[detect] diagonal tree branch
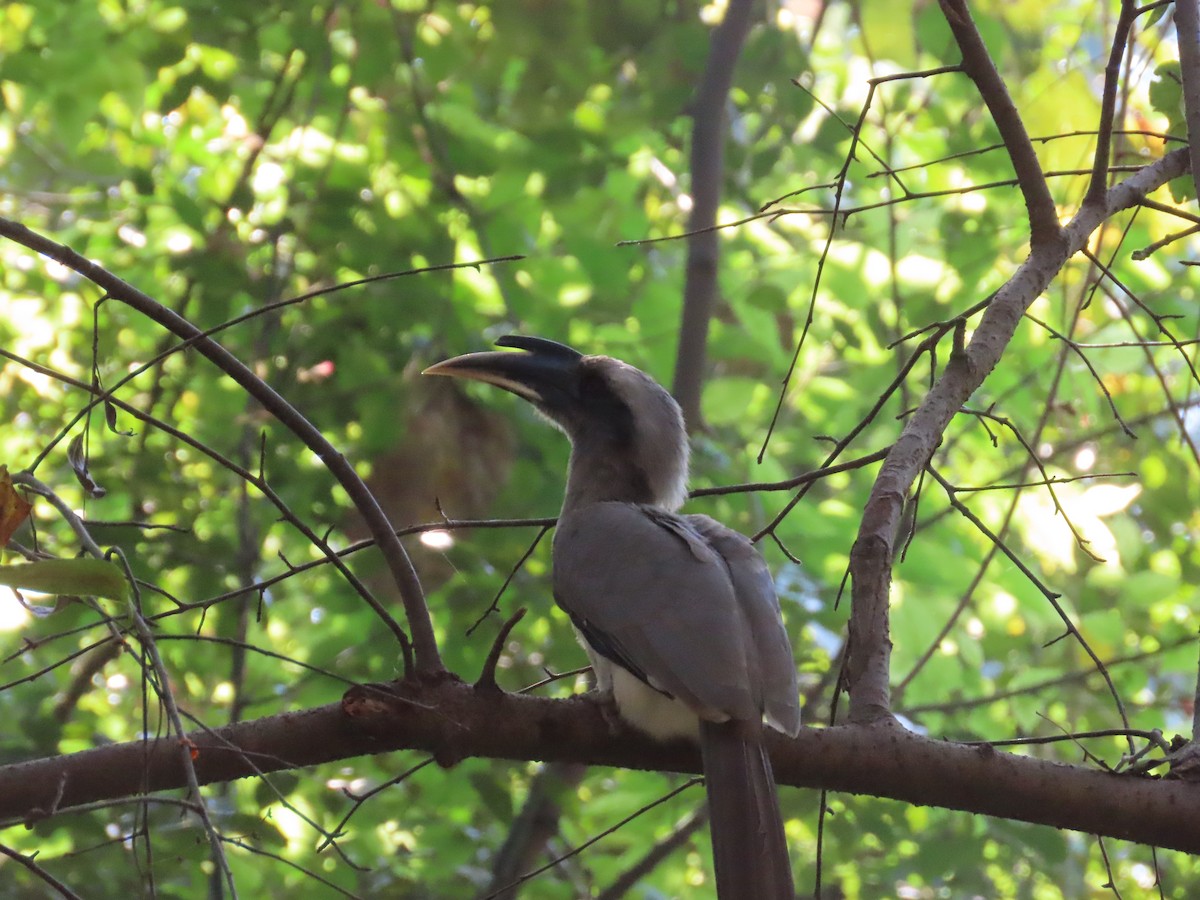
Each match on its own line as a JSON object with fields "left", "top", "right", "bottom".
{"left": 1086, "top": 0, "right": 1137, "bottom": 206}
{"left": 937, "top": 0, "right": 1062, "bottom": 245}
{"left": 485, "top": 761, "right": 588, "bottom": 900}
{"left": 845, "top": 147, "right": 1190, "bottom": 723}
{"left": 0, "top": 218, "right": 443, "bottom": 676}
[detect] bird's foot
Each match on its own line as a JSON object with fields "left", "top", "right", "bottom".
{"left": 580, "top": 689, "right": 623, "bottom": 734}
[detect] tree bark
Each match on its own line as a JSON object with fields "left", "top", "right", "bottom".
{"left": 4, "top": 678, "right": 1199, "bottom": 855}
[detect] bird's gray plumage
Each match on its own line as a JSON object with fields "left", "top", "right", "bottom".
{"left": 425, "top": 337, "right": 800, "bottom": 899}
{"left": 554, "top": 503, "right": 799, "bottom": 735}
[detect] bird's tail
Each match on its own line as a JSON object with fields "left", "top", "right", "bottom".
{"left": 699, "top": 718, "right": 794, "bottom": 900}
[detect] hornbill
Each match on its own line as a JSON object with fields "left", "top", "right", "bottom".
{"left": 425, "top": 336, "right": 800, "bottom": 899}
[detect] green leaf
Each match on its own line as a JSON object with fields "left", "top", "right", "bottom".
{"left": 0, "top": 558, "right": 130, "bottom": 603}
{"left": 1148, "top": 62, "right": 1183, "bottom": 126}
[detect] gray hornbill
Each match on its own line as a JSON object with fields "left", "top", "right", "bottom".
{"left": 425, "top": 336, "right": 800, "bottom": 898}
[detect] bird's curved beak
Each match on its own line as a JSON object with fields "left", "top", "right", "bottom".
{"left": 423, "top": 347, "right": 577, "bottom": 404}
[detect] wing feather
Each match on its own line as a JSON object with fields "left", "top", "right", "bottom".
{"left": 553, "top": 502, "right": 798, "bottom": 731}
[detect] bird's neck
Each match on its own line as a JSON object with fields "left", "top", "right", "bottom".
{"left": 561, "top": 439, "right": 688, "bottom": 513}
{"left": 562, "top": 452, "right": 652, "bottom": 510}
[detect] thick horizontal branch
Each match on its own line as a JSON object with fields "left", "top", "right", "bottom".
{"left": 2, "top": 678, "right": 1198, "bottom": 854}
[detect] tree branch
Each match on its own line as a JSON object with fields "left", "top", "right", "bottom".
{"left": 1175, "top": 0, "right": 1200, "bottom": 203}
{"left": 1086, "top": 0, "right": 1137, "bottom": 206}
{"left": 0, "top": 218, "right": 443, "bottom": 676}
{"left": 844, "top": 147, "right": 1190, "bottom": 723}
{"left": 937, "top": 0, "right": 1062, "bottom": 245}
{"left": 671, "top": 0, "right": 756, "bottom": 427}
{"left": 4, "top": 681, "right": 1200, "bottom": 855}
{"left": 485, "top": 761, "right": 587, "bottom": 900}
{"left": 595, "top": 804, "right": 708, "bottom": 900}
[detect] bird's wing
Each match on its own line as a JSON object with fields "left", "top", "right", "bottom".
{"left": 684, "top": 514, "right": 802, "bottom": 736}
{"left": 553, "top": 502, "right": 763, "bottom": 723}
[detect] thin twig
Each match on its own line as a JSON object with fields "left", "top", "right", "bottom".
{"left": 756, "top": 68, "right": 957, "bottom": 461}
{"left": 594, "top": 805, "right": 708, "bottom": 900}
{"left": 926, "top": 465, "right": 1134, "bottom": 752}
{"left": 755, "top": 324, "right": 953, "bottom": 542}
{"left": 315, "top": 759, "right": 435, "bottom": 854}
{"left": 481, "top": 779, "right": 703, "bottom": 900}
{"left": 1022, "top": 313, "right": 1137, "bottom": 437}
{"left": 108, "top": 549, "right": 239, "bottom": 898}
{"left": 28, "top": 256, "right": 525, "bottom": 476}
{"left": 900, "top": 634, "right": 1196, "bottom": 717}
{"left": 958, "top": 407, "right": 1104, "bottom": 561}
{"left": 466, "top": 527, "right": 551, "bottom": 637}
{"left": 0, "top": 219, "right": 441, "bottom": 673}
{"left": 0, "top": 842, "right": 85, "bottom": 900}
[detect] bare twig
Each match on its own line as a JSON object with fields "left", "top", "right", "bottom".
{"left": 594, "top": 804, "right": 708, "bottom": 900}
{"left": 108, "top": 549, "right": 239, "bottom": 897}
{"left": 315, "top": 759, "right": 434, "bottom": 854}
{"left": 867, "top": 129, "right": 1186, "bottom": 180}
{"left": 755, "top": 324, "right": 955, "bottom": 543}
{"left": 1023, "top": 313, "right": 1137, "bottom": 436}
{"left": 925, "top": 466, "right": 1134, "bottom": 751}
{"left": 467, "top": 526, "right": 551, "bottom": 637}
{"left": 756, "top": 66, "right": 958, "bottom": 463}
{"left": 219, "top": 836, "right": 364, "bottom": 900}
{"left": 28, "top": 256, "right": 524, "bottom": 476}
{"left": 0, "top": 842, "right": 85, "bottom": 900}
{"left": 482, "top": 778, "right": 703, "bottom": 900}
{"left": 900, "top": 634, "right": 1196, "bottom": 718}
{"left": 1086, "top": 248, "right": 1200, "bottom": 388}
{"left": 958, "top": 407, "right": 1104, "bottom": 561}
{"left": 1133, "top": 221, "right": 1200, "bottom": 258}
{"left": 485, "top": 761, "right": 589, "bottom": 900}
{"left": 692, "top": 446, "right": 891, "bottom": 498}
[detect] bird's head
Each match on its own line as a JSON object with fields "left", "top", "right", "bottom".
{"left": 424, "top": 335, "right": 689, "bottom": 511}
